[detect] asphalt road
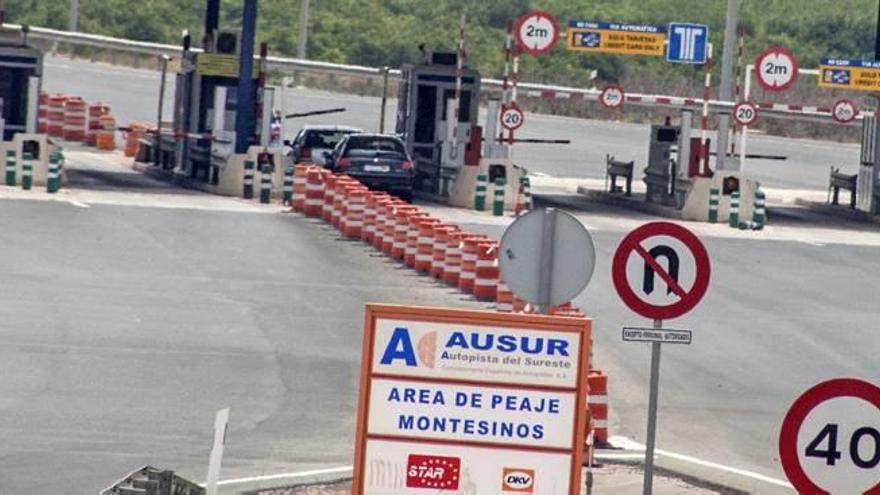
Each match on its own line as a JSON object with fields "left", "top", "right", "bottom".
{"left": 43, "top": 56, "right": 862, "bottom": 191}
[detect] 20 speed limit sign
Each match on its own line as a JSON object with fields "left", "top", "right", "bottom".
{"left": 779, "top": 378, "right": 880, "bottom": 494}
{"left": 832, "top": 99, "right": 859, "bottom": 124}
{"left": 600, "top": 85, "right": 625, "bottom": 109}
{"left": 515, "top": 10, "right": 560, "bottom": 56}
{"left": 500, "top": 103, "right": 525, "bottom": 131}
{"left": 732, "top": 101, "right": 759, "bottom": 126}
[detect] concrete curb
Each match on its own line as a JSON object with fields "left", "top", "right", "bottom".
{"left": 576, "top": 185, "right": 683, "bottom": 219}
{"left": 131, "top": 160, "right": 217, "bottom": 193}
{"left": 792, "top": 197, "right": 880, "bottom": 226}
{"left": 595, "top": 455, "right": 748, "bottom": 495}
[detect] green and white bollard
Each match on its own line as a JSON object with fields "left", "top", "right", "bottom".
{"left": 493, "top": 178, "right": 506, "bottom": 216}
{"left": 21, "top": 152, "right": 33, "bottom": 191}
{"left": 5, "top": 150, "right": 16, "bottom": 186}
{"left": 260, "top": 167, "right": 272, "bottom": 204}
{"left": 282, "top": 165, "right": 294, "bottom": 206}
{"left": 474, "top": 173, "right": 487, "bottom": 211}
{"left": 728, "top": 190, "right": 740, "bottom": 228}
{"left": 47, "top": 154, "right": 60, "bottom": 193}
{"left": 708, "top": 187, "right": 719, "bottom": 224}
{"left": 521, "top": 175, "right": 532, "bottom": 209}
{"left": 752, "top": 189, "right": 766, "bottom": 230}
{"left": 243, "top": 160, "right": 255, "bottom": 199}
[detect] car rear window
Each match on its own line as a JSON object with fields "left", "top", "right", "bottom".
{"left": 344, "top": 136, "right": 407, "bottom": 157}
{"left": 304, "top": 130, "right": 357, "bottom": 148}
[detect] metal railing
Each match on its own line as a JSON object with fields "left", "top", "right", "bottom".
{"left": 7, "top": 23, "right": 870, "bottom": 122}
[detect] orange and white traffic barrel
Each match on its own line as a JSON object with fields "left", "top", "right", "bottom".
{"left": 47, "top": 94, "right": 67, "bottom": 137}
{"left": 96, "top": 113, "right": 117, "bottom": 150}
{"left": 458, "top": 235, "right": 486, "bottom": 293}
{"left": 38, "top": 92, "right": 48, "bottom": 133}
{"left": 496, "top": 280, "right": 515, "bottom": 312}
{"left": 332, "top": 177, "right": 352, "bottom": 230}
{"left": 405, "top": 213, "right": 432, "bottom": 268}
{"left": 442, "top": 230, "right": 463, "bottom": 285}
{"left": 304, "top": 168, "right": 325, "bottom": 217}
{"left": 123, "top": 121, "right": 151, "bottom": 157}
{"left": 431, "top": 225, "right": 455, "bottom": 279}
{"left": 392, "top": 206, "right": 419, "bottom": 260}
{"left": 588, "top": 370, "right": 609, "bottom": 445}
{"left": 513, "top": 295, "right": 528, "bottom": 313}
{"left": 322, "top": 174, "right": 338, "bottom": 223}
{"left": 382, "top": 201, "right": 404, "bottom": 255}
{"left": 372, "top": 197, "right": 392, "bottom": 250}
{"left": 87, "top": 103, "right": 109, "bottom": 146}
{"left": 473, "top": 242, "right": 500, "bottom": 301}
{"left": 362, "top": 191, "right": 387, "bottom": 243}
{"left": 415, "top": 220, "right": 439, "bottom": 273}
{"left": 63, "top": 98, "right": 88, "bottom": 142}
{"left": 343, "top": 187, "right": 366, "bottom": 238}
{"left": 291, "top": 164, "right": 310, "bottom": 212}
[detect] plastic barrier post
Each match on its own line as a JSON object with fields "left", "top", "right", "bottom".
{"left": 243, "top": 160, "right": 255, "bottom": 199}
{"left": 752, "top": 189, "right": 766, "bottom": 230}
{"left": 47, "top": 154, "right": 60, "bottom": 193}
{"left": 282, "top": 165, "right": 294, "bottom": 206}
{"left": 708, "top": 187, "right": 719, "bottom": 224}
{"left": 474, "top": 174, "right": 487, "bottom": 211}
{"left": 260, "top": 167, "right": 272, "bottom": 204}
{"left": 21, "top": 153, "right": 33, "bottom": 190}
{"left": 5, "top": 150, "right": 16, "bottom": 186}
{"left": 493, "top": 177, "right": 506, "bottom": 216}
{"left": 728, "top": 190, "right": 740, "bottom": 228}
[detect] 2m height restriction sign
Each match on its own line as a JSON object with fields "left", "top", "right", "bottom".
{"left": 612, "top": 221, "right": 710, "bottom": 320}
{"left": 755, "top": 46, "right": 799, "bottom": 92}
{"left": 515, "top": 10, "right": 560, "bottom": 56}
{"left": 779, "top": 378, "right": 880, "bottom": 494}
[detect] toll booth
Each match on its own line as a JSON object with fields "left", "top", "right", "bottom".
{"left": 857, "top": 116, "right": 879, "bottom": 213}
{"left": 395, "top": 54, "right": 481, "bottom": 193}
{"left": 0, "top": 25, "right": 42, "bottom": 141}
{"left": 644, "top": 123, "right": 679, "bottom": 205}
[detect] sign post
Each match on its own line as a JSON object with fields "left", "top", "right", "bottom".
{"left": 611, "top": 221, "right": 710, "bottom": 495}
{"left": 351, "top": 305, "right": 591, "bottom": 494}
{"left": 779, "top": 378, "right": 880, "bottom": 494}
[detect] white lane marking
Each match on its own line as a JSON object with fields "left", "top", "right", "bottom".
{"left": 529, "top": 171, "right": 552, "bottom": 177}
{"left": 212, "top": 465, "right": 353, "bottom": 486}
{"left": 609, "top": 436, "right": 793, "bottom": 489}
{"left": 594, "top": 453, "right": 647, "bottom": 461}
{"left": 68, "top": 200, "right": 91, "bottom": 208}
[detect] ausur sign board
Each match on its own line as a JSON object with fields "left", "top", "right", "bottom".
{"left": 352, "top": 304, "right": 591, "bottom": 494}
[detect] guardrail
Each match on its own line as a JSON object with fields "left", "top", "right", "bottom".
{"left": 8, "top": 23, "right": 872, "bottom": 122}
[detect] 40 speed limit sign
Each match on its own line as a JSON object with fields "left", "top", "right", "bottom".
{"left": 732, "top": 101, "right": 759, "bottom": 126}
{"left": 779, "top": 378, "right": 880, "bottom": 494}
{"left": 500, "top": 102, "right": 525, "bottom": 131}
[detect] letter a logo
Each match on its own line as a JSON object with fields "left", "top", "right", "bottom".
{"left": 380, "top": 327, "right": 418, "bottom": 367}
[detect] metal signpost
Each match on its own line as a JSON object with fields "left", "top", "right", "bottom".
{"left": 818, "top": 58, "right": 880, "bottom": 91}
{"left": 611, "top": 221, "right": 710, "bottom": 495}
{"left": 779, "top": 378, "right": 880, "bottom": 494}
{"left": 351, "top": 305, "right": 591, "bottom": 494}
{"left": 498, "top": 208, "right": 596, "bottom": 312}
{"left": 599, "top": 85, "right": 625, "bottom": 110}
{"left": 567, "top": 21, "right": 666, "bottom": 57}
{"left": 514, "top": 10, "right": 560, "bottom": 56}
{"left": 754, "top": 46, "right": 799, "bottom": 92}
{"left": 666, "top": 23, "right": 709, "bottom": 64}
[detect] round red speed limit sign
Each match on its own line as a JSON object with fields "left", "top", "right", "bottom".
{"left": 779, "top": 378, "right": 880, "bottom": 494}
{"left": 755, "top": 46, "right": 799, "bottom": 92}
{"left": 515, "top": 10, "right": 560, "bottom": 56}
{"left": 500, "top": 103, "right": 525, "bottom": 131}
{"left": 600, "top": 85, "right": 625, "bottom": 109}
{"left": 733, "top": 101, "right": 759, "bottom": 126}
{"left": 612, "top": 222, "right": 710, "bottom": 320}
{"left": 832, "top": 99, "right": 859, "bottom": 124}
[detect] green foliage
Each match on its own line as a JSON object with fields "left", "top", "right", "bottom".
{"left": 5, "top": 0, "right": 880, "bottom": 92}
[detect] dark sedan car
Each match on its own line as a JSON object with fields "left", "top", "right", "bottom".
{"left": 325, "top": 133, "right": 415, "bottom": 201}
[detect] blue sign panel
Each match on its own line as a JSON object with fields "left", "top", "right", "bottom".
{"left": 666, "top": 23, "right": 709, "bottom": 64}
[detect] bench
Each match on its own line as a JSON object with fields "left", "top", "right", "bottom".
{"left": 605, "top": 154, "right": 634, "bottom": 196}
{"left": 828, "top": 166, "right": 857, "bottom": 209}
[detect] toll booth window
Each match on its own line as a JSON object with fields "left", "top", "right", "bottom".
{"left": 722, "top": 176, "right": 740, "bottom": 195}
{"left": 414, "top": 85, "right": 437, "bottom": 144}
{"left": 22, "top": 140, "right": 40, "bottom": 160}
{"left": 655, "top": 128, "right": 679, "bottom": 143}
{"left": 488, "top": 164, "right": 506, "bottom": 183}
{"left": 442, "top": 90, "right": 472, "bottom": 123}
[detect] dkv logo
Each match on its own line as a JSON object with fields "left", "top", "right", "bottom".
{"left": 502, "top": 468, "right": 535, "bottom": 492}
{"left": 406, "top": 454, "right": 460, "bottom": 489}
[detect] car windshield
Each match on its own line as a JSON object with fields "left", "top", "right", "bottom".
{"left": 303, "top": 130, "right": 357, "bottom": 149}
{"left": 343, "top": 136, "right": 407, "bottom": 157}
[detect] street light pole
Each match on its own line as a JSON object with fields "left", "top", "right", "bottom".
{"left": 68, "top": 0, "right": 79, "bottom": 32}
{"left": 297, "top": 0, "right": 310, "bottom": 60}
{"left": 715, "top": 0, "right": 738, "bottom": 171}
{"left": 876, "top": 0, "right": 880, "bottom": 59}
